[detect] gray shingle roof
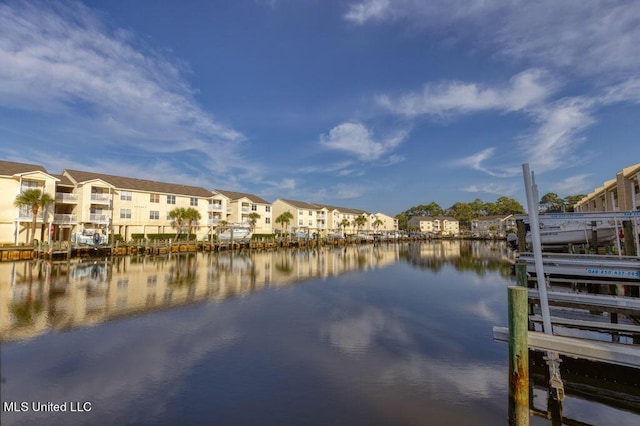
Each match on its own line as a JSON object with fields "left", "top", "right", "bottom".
{"left": 64, "top": 169, "right": 213, "bottom": 198}
{"left": 213, "top": 189, "right": 270, "bottom": 204}
{"left": 0, "top": 160, "right": 49, "bottom": 176}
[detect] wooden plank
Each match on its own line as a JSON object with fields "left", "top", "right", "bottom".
{"left": 493, "top": 326, "right": 640, "bottom": 368}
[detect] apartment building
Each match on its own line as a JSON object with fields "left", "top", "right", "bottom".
{"left": 407, "top": 216, "right": 460, "bottom": 236}
{"left": 575, "top": 163, "right": 640, "bottom": 212}
{"left": 470, "top": 214, "right": 516, "bottom": 236}
{"left": 62, "top": 169, "right": 217, "bottom": 240}
{"left": 0, "top": 161, "right": 59, "bottom": 244}
{"left": 212, "top": 189, "right": 273, "bottom": 234}
{"left": 272, "top": 199, "right": 377, "bottom": 235}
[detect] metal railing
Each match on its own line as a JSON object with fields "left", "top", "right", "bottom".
{"left": 54, "top": 214, "right": 77, "bottom": 224}
{"left": 89, "top": 214, "right": 110, "bottom": 223}
{"left": 90, "top": 194, "right": 110, "bottom": 204}
{"left": 55, "top": 193, "right": 78, "bottom": 203}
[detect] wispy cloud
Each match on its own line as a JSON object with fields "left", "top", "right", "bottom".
{"left": 522, "top": 98, "right": 596, "bottom": 173}
{"left": 452, "top": 148, "right": 520, "bottom": 178}
{"left": 345, "top": 1, "right": 640, "bottom": 81}
{"left": 320, "top": 122, "right": 408, "bottom": 162}
{"left": 549, "top": 173, "right": 592, "bottom": 195}
{"left": 462, "top": 182, "right": 518, "bottom": 197}
{"left": 0, "top": 0, "right": 245, "bottom": 175}
{"left": 378, "top": 69, "right": 555, "bottom": 117}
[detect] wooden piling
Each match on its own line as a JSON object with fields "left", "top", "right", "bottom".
{"left": 623, "top": 221, "right": 636, "bottom": 256}
{"left": 516, "top": 219, "right": 527, "bottom": 252}
{"left": 508, "top": 286, "right": 529, "bottom": 426}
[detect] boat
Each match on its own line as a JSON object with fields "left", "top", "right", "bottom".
{"left": 525, "top": 220, "right": 617, "bottom": 245}
{"left": 218, "top": 225, "right": 253, "bottom": 241}
{"left": 72, "top": 230, "right": 107, "bottom": 246}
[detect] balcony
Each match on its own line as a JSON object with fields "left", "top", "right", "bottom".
{"left": 54, "top": 214, "right": 77, "bottom": 225}
{"left": 241, "top": 207, "right": 251, "bottom": 212}
{"left": 208, "top": 204, "right": 223, "bottom": 212}
{"left": 90, "top": 194, "right": 110, "bottom": 204}
{"left": 208, "top": 218, "right": 220, "bottom": 226}
{"left": 16, "top": 211, "right": 44, "bottom": 222}
{"left": 56, "top": 192, "right": 78, "bottom": 203}
{"left": 89, "top": 214, "right": 110, "bottom": 224}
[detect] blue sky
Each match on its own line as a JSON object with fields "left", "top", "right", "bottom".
{"left": 1, "top": 0, "right": 639, "bottom": 215}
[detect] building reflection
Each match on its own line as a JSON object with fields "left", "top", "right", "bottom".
{"left": 1, "top": 244, "right": 403, "bottom": 342}
{"left": 0, "top": 241, "right": 516, "bottom": 343}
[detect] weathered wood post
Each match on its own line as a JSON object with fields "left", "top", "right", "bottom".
{"left": 623, "top": 220, "right": 636, "bottom": 256}
{"left": 508, "top": 285, "right": 529, "bottom": 426}
{"left": 516, "top": 219, "right": 527, "bottom": 252}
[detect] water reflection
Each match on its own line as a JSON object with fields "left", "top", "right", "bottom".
{"left": 0, "top": 241, "right": 515, "bottom": 343}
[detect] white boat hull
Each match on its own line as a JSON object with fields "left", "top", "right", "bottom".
{"left": 526, "top": 222, "right": 617, "bottom": 245}
{"left": 218, "top": 228, "right": 252, "bottom": 241}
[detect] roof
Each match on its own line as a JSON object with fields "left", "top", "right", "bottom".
{"left": 277, "top": 198, "right": 324, "bottom": 210}
{"left": 51, "top": 174, "right": 74, "bottom": 186}
{"left": 64, "top": 169, "right": 213, "bottom": 197}
{"left": 0, "top": 160, "right": 49, "bottom": 176}
{"left": 475, "top": 214, "right": 513, "bottom": 221}
{"left": 213, "top": 189, "right": 270, "bottom": 204}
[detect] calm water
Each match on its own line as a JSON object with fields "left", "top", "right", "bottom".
{"left": 0, "top": 241, "right": 638, "bottom": 425}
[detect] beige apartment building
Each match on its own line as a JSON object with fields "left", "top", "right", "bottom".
{"left": 1, "top": 160, "right": 275, "bottom": 243}
{"left": 470, "top": 214, "right": 516, "bottom": 236}
{"left": 407, "top": 216, "right": 460, "bottom": 236}
{"left": 272, "top": 199, "right": 396, "bottom": 236}
{"left": 212, "top": 189, "right": 273, "bottom": 234}
{"left": 574, "top": 163, "right": 640, "bottom": 212}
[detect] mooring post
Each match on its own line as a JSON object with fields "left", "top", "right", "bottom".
{"left": 508, "top": 286, "right": 529, "bottom": 426}
{"left": 623, "top": 220, "right": 636, "bottom": 256}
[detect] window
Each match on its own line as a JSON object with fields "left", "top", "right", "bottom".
{"left": 149, "top": 210, "right": 159, "bottom": 220}
{"left": 308, "top": 211, "right": 312, "bottom": 216}
{"left": 190, "top": 197, "right": 198, "bottom": 206}
{"left": 120, "top": 209, "right": 131, "bottom": 219}
{"left": 265, "top": 206, "right": 271, "bottom": 212}
{"left": 120, "top": 191, "right": 132, "bottom": 201}
{"left": 298, "top": 219, "right": 303, "bottom": 226}
{"left": 308, "top": 220, "right": 313, "bottom": 226}
{"left": 251, "top": 204, "right": 257, "bottom": 211}
{"left": 265, "top": 217, "right": 271, "bottom": 224}
{"left": 150, "top": 193, "right": 160, "bottom": 203}
{"left": 166, "top": 212, "right": 172, "bottom": 220}
{"left": 167, "top": 195, "right": 176, "bottom": 204}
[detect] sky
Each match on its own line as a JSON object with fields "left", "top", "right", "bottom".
{"left": 1, "top": 0, "right": 639, "bottom": 216}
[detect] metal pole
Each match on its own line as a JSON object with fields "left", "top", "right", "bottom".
{"left": 522, "top": 164, "right": 552, "bottom": 334}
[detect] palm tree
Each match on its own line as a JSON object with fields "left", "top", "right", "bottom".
{"left": 275, "top": 211, "right": 294, "bottom": 235}
{"left": 339, "top": 218, "right": 351, "bottom": 235}
{"left": 372, "top": 218, "right": 384, "bottom": 231}
{"left": 247, "top": 212, "right": 261, "bottom": 233}
{"left": 14, "top": 189, "right": 55, "bottom": 244}
{"left": 183, "top": 207, "right": 201, "bottom": 240}
{"left": 354, "top": 215, "right": 368, "bottom": 232}
{"left": 169, "top": 207, "right": 187, "bottom": 239}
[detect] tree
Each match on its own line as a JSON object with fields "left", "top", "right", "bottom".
{"left": 247, "top": 212, "right": 261, "bottom": 232}
{"left": 540, "top": 192, "right": 564, "bottom": 212}
{"left": 372, "top": 218, "right": 383, "bottom": 230}
{"left": 354, "top": 215, "right": 368, "bottom": 232}
{"left": 14, "top": 189, "right": 55, "bottom": 244}
{"left": 447, "top": 202, "right": 475, "bottom": 230}
{"left": 275, "top": 211, "right": 294, "bottom": 235}
{"left": 169, "top": 207, "right": 187, "bottom": 238}
{"left": 489, "top": 196, "right": 525, "bottom": 215}
{"left": 183, "top": 207, "right": 201, "bottom": 239}
{"left": 563, "top": 194, "right": 586, "bottom": 212}
{"left": 339, "top": 218, "right": 351, "bottom": 234}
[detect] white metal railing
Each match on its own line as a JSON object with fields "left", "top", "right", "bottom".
{"left": 56, "top": 193, "right": 78, "bottom": 203}
{"left": 89, "top": 214, "right": 110, "bottom": 223}
{"left": 241, "top": 207, "right": 250, "bottom": 212}
{"left": 17, "top": 211, "right": 44, "bottom": 221}
{"left": 54, "top": 214, "right": 77, "bottom": 224}
{"left": 208, "top": 204, "right": 223, "bottom": 212}
{"left": 91, "top": 194, "right": 110, "bottom": 204}
{"left": 208, "top": 218, "right": 220, "bottom": 226}
{"left": 317, "top": 214, "right": 326, "bottom": 219}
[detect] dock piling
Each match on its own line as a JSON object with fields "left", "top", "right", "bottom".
{"left": 508, "top": 285, "right": 529, "bottom": 426}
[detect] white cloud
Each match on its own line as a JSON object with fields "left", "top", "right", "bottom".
{"left": 345, "top": 0, "right": 640, "bottom": 81}
{"left": 522, "top": 98, "right": 595, "bottom": 173}
{"left": 378, "top": 69, "right": 554, "bottom": 117}
{"left": 344, "top": 0, "right": 392, "bottom": 24}
{"left": 452, "top": 148, "right": 520, "bottom": 178}
{"left": 462, "top": 182, "right": 517, "bottom": 196}
{"left": 320, "top": 122, "right": 408, "bottom": 161}
{"left": 549, "top": 174, "right": 592, "bottom": 195}
{"left": 0, "top": 0, "right": 245, "bottom": 173}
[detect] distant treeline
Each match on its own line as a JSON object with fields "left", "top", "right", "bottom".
{"left": 396, "top": 193, "right": 585, "bottom": 230}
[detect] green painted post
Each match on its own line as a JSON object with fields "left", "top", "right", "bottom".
{"left": 515, "top": 262, "right": 528, "bottom": 288}
{"left": 508, "top": 286, "right": 529, "bottom": 426}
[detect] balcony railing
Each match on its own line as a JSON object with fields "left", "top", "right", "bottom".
{"left": 89, "top": 214, "right": 110, "bottom": 224}
{"left": 54, "top": 214, "right": 77, "bottom": 224}
{"left": 16, "top": 211, "right": 44, "bottom": 222}
{"left": 208, "top": 204, "right": 223, "bottom": 212}
{"left": 241, "top": 207, "right": 250, "bottom": 212}
{"left": 208, "top": 218, "right": 220, "bottom": 226}
{"left": 55, "top": 193, "right": 78, "bottom": 203}
{"left": 90, "top": 194, "right": 110, "bottom": 204}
